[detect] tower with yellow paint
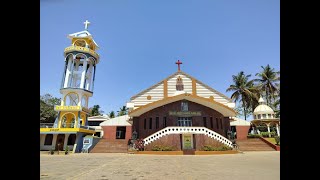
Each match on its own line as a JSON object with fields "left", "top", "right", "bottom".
{"left": 40, "top": 20, "right": 100, "bottom": 153}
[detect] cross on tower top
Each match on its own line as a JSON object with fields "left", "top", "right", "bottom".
{"left": 84, "top": 20, "right": 90, "bottom": 30}
{"left": 175, "top": 60, "right": 182, "bottom": 71}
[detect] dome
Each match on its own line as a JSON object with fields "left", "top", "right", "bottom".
{"left": 253, "top": 97, "right": 274, "bottom": 115}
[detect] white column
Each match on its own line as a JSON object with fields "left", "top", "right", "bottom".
{"left": 276, "top": 124, "right": 280, "bottom": 136}
{"left": 267, "top": 124, "right": 271, "bottom": 137}
{"left": 252, "top": 127, "right": 255, "bottom": 134}
{"left": 85, "top": 64, "right": 93, "bottom": 90}
{"left": 64, "top": 134, "right": 70, "bottom": 150}
{"left": 52, "top": 134, "right": 58, "bottom": 150}
{"left": 80, "top": 59, "right": 88, "bottom": 89}
{"left": 40, "top": 134, "right": 46, "bottom": 150}
{"left": 64, "top": 59, "right": 72, "bottom": 88}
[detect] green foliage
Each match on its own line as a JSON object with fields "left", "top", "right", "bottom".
{"left": 255, "top": 64, "right": 280, "bottom": 106}
{"left": 274, "top": 136, "right": 280, "bottom": 145}
{"left": 108, "top": 111, "right": 115, "bottom": 118}
{"left": 65, "top": 146, "right": 69, "bottom": 155}
{"left": 151, "top": 145, "right": 173, "bottom": 151}
{"left": 89, "top": 105, "right": 104, "bottom": 117}
{"left": 247, "top": 134, "right": 262, "bottom": 138}
{"left": 117, "top": 106, "right": 129, "bottom": 116}
{"left": 260, "top": 132, "right": 276, "bottom": 137}
{"left": 50, "top": 146, "right": 55, "bottom": 155}
{"left": 202, "top": 145, "right": 232, "bottom": 151}
{"left": 226, "top": 71, "right": 260, "bottom": 120}
{"left": 40, "top": 94, "right": 61, "bottom": 123}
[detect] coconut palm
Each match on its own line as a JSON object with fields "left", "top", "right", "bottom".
{"left": 117, "top": 106, "right": 129, "bottom": 116}
{"left": 255, "top": 65, "right": 280, "bottom": 106}
{"left": 226, "top": 71, "right": 260, "bottom": 120}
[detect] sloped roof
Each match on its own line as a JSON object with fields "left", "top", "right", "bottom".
{"left": 88, "top": 115, "right": 110, "bottom": 121}
{"left": 67, "top": 30, "right": 99, "bottom": 48}
{"left": 130, "top": 71, "right": 232, "bottom": 102}
{"left": 100, "top": 115, "right": 131, "bottom": 126}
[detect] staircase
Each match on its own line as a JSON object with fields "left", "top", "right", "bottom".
{"left": 90, "top": 139, "right": 128, "bottom": 153}
{"left": 183, "top": 149, "right": 195, "bottom": 155}
{"left": 236, "top": 138, "right": 275, "bottom": 151}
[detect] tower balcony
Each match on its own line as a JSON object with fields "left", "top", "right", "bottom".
{"left": 54, "top": 105, "right": 91, "bottom": 113}
{"left": 40, "top": 123, "right": 96, "bottom": 134}
{"left": 64, "top": 45, "right": 100, "bottom": 61}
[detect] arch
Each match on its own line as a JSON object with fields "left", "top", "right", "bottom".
{"left": 73, "top": 39, "right": 87, "bottom": 47}
{"left": 60, "top": 112, "right": 76, "bottom": 128}
{"left": 64, "top": 92, "right": 79, "bottom": 106}
{"left": 67, "top": 134, "right": 76, "bottom": 145}
{"left": 44, "top": 134, "right": 53, "bottom": 145}
{"left": 129, "top": 93, "right": 236, "bottom": 117}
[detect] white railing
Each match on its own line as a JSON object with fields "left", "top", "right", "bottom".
{"left": 143, "top": 126, "right": 233, "bottom": 148}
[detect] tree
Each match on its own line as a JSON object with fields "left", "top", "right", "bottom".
{"left": 226, "top": 71, "right": 260, "bottom": 120}
{"left": 235, "top": 105, "right": 252, "bottom": 119}
{"left": 108, "top": 111, "right": 115, "bottom": 118}
{"left": 255, "top": 64, "right": 280, "bottom": 106}
{"left": 40, "top": 94, "right": 61, "bottom": 123}
{"left": 89, "top": 105, "right": 104, "bottom": 117}
{"left": 117, "top": 106, "right": 128, "bottom": 116}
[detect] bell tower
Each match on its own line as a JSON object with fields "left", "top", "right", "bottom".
{"left": 55, "top": 20, "right": 100, "bottom": 129}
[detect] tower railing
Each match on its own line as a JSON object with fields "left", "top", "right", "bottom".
{"left": 143, "top": 126, "right": 233, "bottom": 148}
{"left": 40, "top": 123, "right": 54, "bottom": 128}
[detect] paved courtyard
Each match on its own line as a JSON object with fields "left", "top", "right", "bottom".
{"left": 40, "top": 151, "right": 279, "bottom": 180}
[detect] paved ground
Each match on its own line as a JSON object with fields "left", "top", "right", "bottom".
{"left": 40, "top": 151, "right": 279, "bottom": 180}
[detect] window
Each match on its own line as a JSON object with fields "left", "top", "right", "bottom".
{"left": 267, "top": 114, "right": 271, "bottom": 119}
{"left": 258, "top": 114, "right": 261, "bottom": 119}
{"left": 181, "top": 101, "right": 188, "bottom": 111}
{"left": 177, "top": 117, "right": 192, "bottom": 127}
{"left": 210, "top": 117, "right": 213, "bottom": 128}
{"left": 262, "top": 114, "right": 267, "bottom": 119}
{"left": 116, "top": 126, "right": 126, "bottom": 139}
{"left": 144, "top": 119, "right": 146, "bottom": 130}
{"left": 156, "top": 117, "right": 159, "bottom": 129}
{"left": 216, "top": 118, "right": 219, "bottom": 129}
{"left": 203, "top": 117, "right": 207, "bottom": 127}
{"left": 44, "top": 134, "right": 53, "bottom": 145}
{"left": 149, "top": 118, "right": 152, "bottom": 129}
{"left": 220, "top": 118, "right": 223, "bottom": 129}
{"left": 163, "top": 117, "right": 167, "bottom": 128}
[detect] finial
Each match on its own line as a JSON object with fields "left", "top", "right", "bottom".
{"left": 84, "top": 20, "right": 90, "bottom": 30}
{"left": 175, "top": 60, "right": 182, "bottom": 71}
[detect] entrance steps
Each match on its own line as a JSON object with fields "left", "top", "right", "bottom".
{"left": 236, "top": 138, "right": 275, "bottom": 151}
{"left": 183, "top": 149, "right": 195, "bottom": 155}
{"left": 90, "top": 139, "right": 128, "bottom": 153}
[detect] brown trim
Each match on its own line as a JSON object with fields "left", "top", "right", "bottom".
{"left": 192, "top": 78, "right": 197, "bottom": 95}
{"left": 130, "top": 71, "right": 232, "bottom": 102}
{"left": 163, "top": 80, "right": 168, "bottom": 98}
{"left": 129, "top": 93, "right": 236, "bottom": 116}
{"left": 195, "top": 150, "right": 238, "bottom": 155}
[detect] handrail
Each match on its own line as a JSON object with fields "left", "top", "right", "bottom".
{"left": 40, "top": 123, "right": 54, "bottom": 128}
{"left": 143, "top": 126, "right": 233, "bottom": 148}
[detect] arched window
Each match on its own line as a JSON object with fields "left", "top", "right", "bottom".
{"left": 176, "top": 76, "right": 184, "bottom": 91}
{"left": 44, "top": 134, "right": 53, "bottom": 145}
{"left": 64, "top": 93, "right": 79, "bottom": 106}
{"left": 67, "top": 134, "right": 77, "bottom": 145}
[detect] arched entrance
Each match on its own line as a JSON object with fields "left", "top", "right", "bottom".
{"left": 56, "top": 134, "right": 65, "bottom": 150}
{"left": 67, "top": 134, "right": 76, "bottom": 145}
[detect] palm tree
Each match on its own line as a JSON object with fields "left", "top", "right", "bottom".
{"left": 117, "top": 106, "right": 128, "bottom": 116}
{"left": 226, "top": 71, "right": 260, "bottom": 120}
{"left": 108, "top": 111, "right": 115, "bottom": 118}
{"left": 255, "top": 64, "right": 280, "bottom": 106}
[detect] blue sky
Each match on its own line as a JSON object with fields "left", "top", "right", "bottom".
{"left": 40, "top": 0, "right": 279, "bottom": 120}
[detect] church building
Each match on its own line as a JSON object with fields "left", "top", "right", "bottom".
{"left": 125, "top": 61, "right": 238, "bottom": 151}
